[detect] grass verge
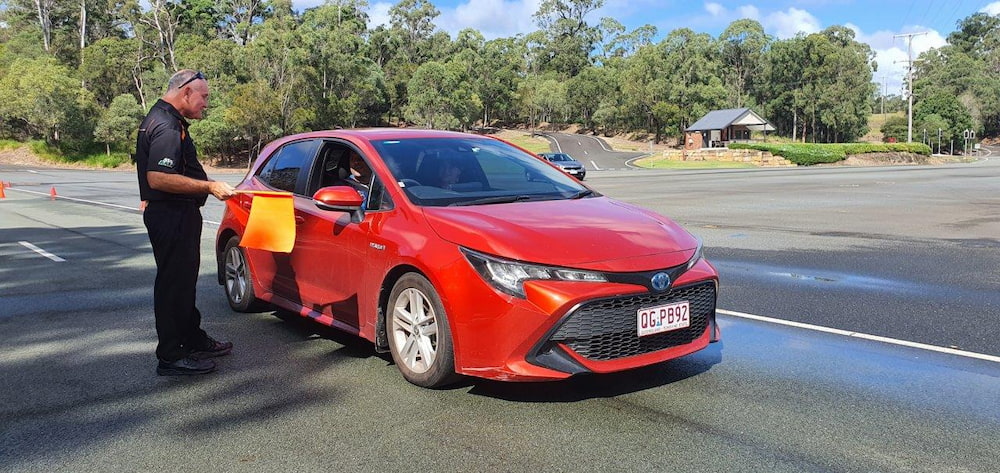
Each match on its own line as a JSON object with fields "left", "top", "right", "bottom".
{"left": 27, "top": 140, "right": 131, "bottom": 168}
{"left": 497, "top": 133, "right": 552, "bottom": 154}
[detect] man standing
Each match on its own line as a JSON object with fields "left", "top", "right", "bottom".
{"left": 136, "top": 70, "right": 236, "bottom": 375}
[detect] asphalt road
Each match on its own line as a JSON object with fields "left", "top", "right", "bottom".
{"left": 1, "top": 157, "right": 998, "bottom": 472}
{"left": 535, "top": 132, "right": 647, "bottom": 170}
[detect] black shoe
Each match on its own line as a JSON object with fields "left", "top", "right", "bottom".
{"left": 189, "top": 337, "right": 233, "bottom": 360}
{"left": 157, "top": 356, "right": 216, "bottom": 376}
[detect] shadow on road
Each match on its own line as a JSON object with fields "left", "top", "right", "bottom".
{"left": 466, "top": 342, "right": 724, "bottom": 402}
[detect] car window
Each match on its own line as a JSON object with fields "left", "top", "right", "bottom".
{"left": 372, "top": 137, "right": 592, "bottom": 207}
{"left": 550, "top": 154, "right": 571, "bottom": 162}
{"left": 257, "top": 139, "right": 317, "bottom": 194}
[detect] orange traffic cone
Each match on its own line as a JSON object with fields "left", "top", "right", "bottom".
{"left": 50, "top": 186, "right": 57, "bottom": 200}
{"left": 0, "top": 183, "right": 5, "bottom": 199}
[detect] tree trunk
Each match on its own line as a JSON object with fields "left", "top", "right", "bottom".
{"left": 34, "top": 0, "right": 52, "bottom": 52}
{"left": 79, "top": 0, "right": 87, "bottom": 50}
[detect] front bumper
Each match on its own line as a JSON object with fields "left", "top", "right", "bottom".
{"left": 444, "top": 259, "right": 718, "bottom": 382}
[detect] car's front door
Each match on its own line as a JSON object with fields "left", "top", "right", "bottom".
{"left": 288, "top": 141, "right": 379, "bottom": 332}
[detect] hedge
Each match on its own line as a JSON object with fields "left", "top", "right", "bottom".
{"left": 728, "top": 142, "right": 932, "bottom": 166}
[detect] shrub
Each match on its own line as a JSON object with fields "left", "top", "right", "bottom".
{"left": 729, "top": 142, "right": 932, "bottom": 165}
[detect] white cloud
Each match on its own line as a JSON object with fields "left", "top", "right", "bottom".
{"left": 438, "top": 0, "right": 541, "bottom": 39}
{"left": 764, "top": 7, "right": 821, "bottom": 39}
{"left": 847, "top": 24, "right": 947, "bottom": 96}
{"left": 292, "top": 0, "right": 325, "bottom": 9}
{"left": 982, "top": 2, "right": 1000, "bottom": 15}
{"left": 705, "top": 2, "right": 725, "bottom": 17}
{"left": 738, "top": 5, "right": 760, "bottom": 20}
{"left": 368, "top": 2, "right": 393, "bottom": 29}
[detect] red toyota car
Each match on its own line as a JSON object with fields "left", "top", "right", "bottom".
{"left": 215, "top": 129, "right": 720, "bottom": 387}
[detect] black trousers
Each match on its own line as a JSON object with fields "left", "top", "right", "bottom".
{"left": 143, "top": 200, "right": 209, "bottom": 361}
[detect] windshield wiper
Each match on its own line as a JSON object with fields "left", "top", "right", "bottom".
{"left": 569, "top": 189, "right": 594, "bottom": 199}
{"left": 450, "top": 195, "right": 536, "bottom": 206}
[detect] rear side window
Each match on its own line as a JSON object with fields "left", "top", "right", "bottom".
{"left": 257, "top": 140, "right": 317, "bottom": 194}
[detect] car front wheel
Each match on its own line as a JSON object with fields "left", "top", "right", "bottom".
{"left": 387, "top": 273, "right": 458, "bottom": 388}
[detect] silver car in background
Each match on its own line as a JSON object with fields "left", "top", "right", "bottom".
{"left": 538, "top": 152, "right": 586, "bottom": 180}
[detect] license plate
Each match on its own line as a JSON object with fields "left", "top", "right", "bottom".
{"left": 637, "top": 301, "right": 690, "bottom": 337}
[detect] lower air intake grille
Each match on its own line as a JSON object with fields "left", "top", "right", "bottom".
{"left": 549, "top": 281, "right": 716, "bottom": 361}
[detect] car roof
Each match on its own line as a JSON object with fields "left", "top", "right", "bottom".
{"left": 272, "top": 128, "right": 478, "bottom": 143}
{"left": 255, "top": 128, "right": 498, "bottom": 167}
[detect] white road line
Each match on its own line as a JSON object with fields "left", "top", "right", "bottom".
{"left": 590, "top": 160, "right": 602, "bottom": 171}
{"left": 586, "top": 135, "right": 611, "bottom": 151}
{"left": 718, "top": 309, "right": 1000, "bottom": 363}
{"left": 7, "top": 187, "right": 223, "bottom": 227}
{"left": 11, "top": 188, "right": 142, "bottom": 211}
{"left": 18, "top": 241, "right": 66, "bottom": 262}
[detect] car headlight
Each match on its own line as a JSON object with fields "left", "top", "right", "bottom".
{"left": 461, "top": 248, "right": 608, "bottom": 298}
{"left": 686, "top": 239, "right": 704, "bottom": 270}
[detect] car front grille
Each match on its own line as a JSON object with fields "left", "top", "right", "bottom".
{"left": 547, "top": 281, "right": 716, "bottom": 361}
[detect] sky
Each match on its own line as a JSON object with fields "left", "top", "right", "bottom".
{"left": 291, "top": 0, "right": 1000, "bottom": 95}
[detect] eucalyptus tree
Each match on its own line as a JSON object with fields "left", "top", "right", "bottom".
{"left": 300, "top": 2, "right": 387, "bottom": 127}
{"left": 717, "top": 19, "right": 770, "bottom": 108}
{"left": 94, "top": 93, "right": 144, "bottom": 155}
{"left": 385, "top": 0, "right": 443, "bottom": 123}
{"left": 0, "top": 57, "right": 97, "bottom": 148}
{"left": 530, "top": 0, "right": 604, "bottom": 78}
{"left": 659, "top": 28, "right": 726, "bottom": 139}
{"left": 566, "top": 65, "right": 608, "bottom": 130}
{"left": 79, "top": 37, "right": 145, "bottom": 107}
{"left": 596, "top": 18, "right": 656, "bottom": 62}
{"left": 759, "top": 27, "right": 875, "bottom": 142}
{"left": 228, "top": 7, "right": 312, "bottom": 156}
{"left": 618, "top": 41, "right": 672, "bottom": 142}
{"left": 405, "top": 60, "right": 479, "bottom": 130}
{"left": 218, "top": 0, "right": 274, "bottom": 46}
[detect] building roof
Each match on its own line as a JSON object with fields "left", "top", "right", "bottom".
{"left": 686, "top": 108, "right": 775, "bottom": 132}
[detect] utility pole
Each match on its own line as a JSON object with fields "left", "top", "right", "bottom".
{"left": 894, "top": 32, "right": 927, "bottom": 143}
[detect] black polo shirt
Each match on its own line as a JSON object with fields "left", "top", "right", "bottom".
{"left": 136, "top": 99, "right": 208, "bottom": 206}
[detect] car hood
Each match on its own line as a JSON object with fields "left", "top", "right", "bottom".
{"left": 554, "top": 161, "right": 583, "bottom": 169}
{"left": 422, "top": 197, "right": 698, "bottom": 272}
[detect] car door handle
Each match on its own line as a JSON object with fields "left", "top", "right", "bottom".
{"left": 295, "top": 216, "right": 305, "bottom": 225}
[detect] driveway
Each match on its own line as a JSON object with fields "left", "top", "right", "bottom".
{"left": 534, "top": 132, "right": 647, "bottom": 171}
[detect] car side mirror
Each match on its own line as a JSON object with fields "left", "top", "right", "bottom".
{"left": 313, "top": 186, "right": 365, "bottom": 224}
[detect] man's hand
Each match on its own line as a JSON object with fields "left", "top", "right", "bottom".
{"left": 209, "top": 181, "right": 236, "bottom": 201}
{"left": 148, "top": 171, "right": 236, "bottom": 200}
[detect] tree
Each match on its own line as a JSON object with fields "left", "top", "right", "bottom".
{"left": 915, "top": 91, "right": 972, "bottom": 142}
{"left": 218, "top": 0, "right": 271, "bottom": 46}
{"left": 567, "top": 66, "right": 607, "bottom": 130}
{"left": 94, "top": 93, "right": 143, "bottom": 155}
{"left": 404, "top": 60, "right": 479, "bottom": 130}
{"left": 718, "top": 19, "right": 770, "bottom": 108}
{"left": 758, "top": 27, "right": 875, "bottom": 142}
{"left": 0, "top": 57, "right": 96, "bottom": 148}
{"left": 880, "top": 115, "right": 908, "bottom": 143}
{"left": 530, "top": 0, "right": 605, "bottom": 77}
{"left": 79, "top": 37, "right": 142, "bottom": 107}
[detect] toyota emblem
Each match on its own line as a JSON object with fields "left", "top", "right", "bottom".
{"left": 651, "top": 272, "right": 670, "bottom": 292}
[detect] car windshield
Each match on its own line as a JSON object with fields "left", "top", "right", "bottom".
{"left": 546, "top": 153, "right": 573, "bottom": 162}
{"left": 372, "top": 137, "right": 593, "bottom": 207}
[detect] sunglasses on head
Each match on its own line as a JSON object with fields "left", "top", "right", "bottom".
{"left": 177, "top": 71, "right": 205, "bottom": 89}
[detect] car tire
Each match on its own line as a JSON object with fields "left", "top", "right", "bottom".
{"left": 222, "top": 235, "right": 266, "bottom": 312}
{"left": 386, "top": 273, "right": 459, "bottom": 388}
